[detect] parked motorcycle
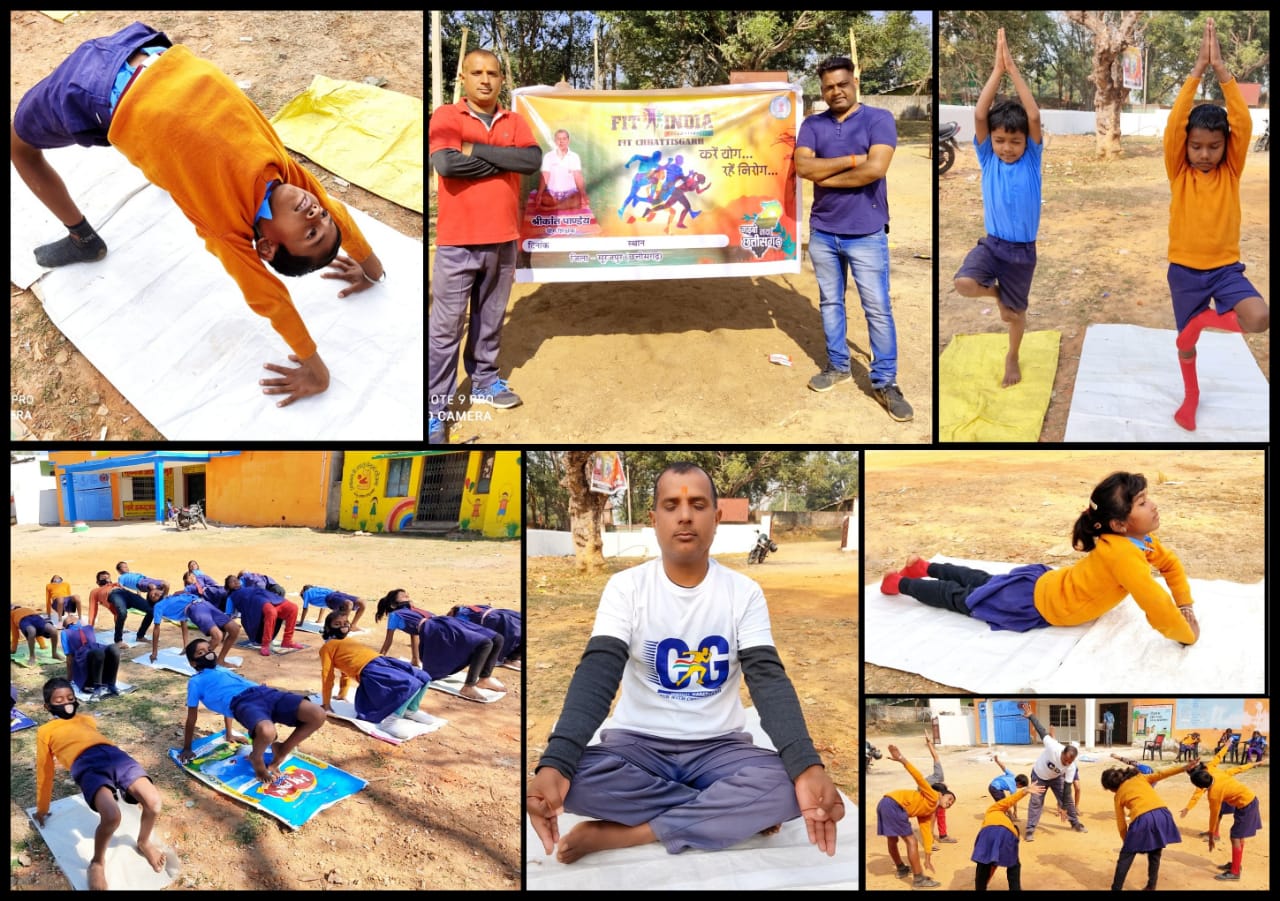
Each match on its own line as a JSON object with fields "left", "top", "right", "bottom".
{"left": 864, "top": 740, "right": 884, "bottom": 770}
{"left": 747, "top": 530, "right": 778, "bottom": 564}
{"left": 176, "top": 501, "right": 208, "bottom": 531}
{"left": 938, "top": 121, "right": 961, "bottom": 174}
{"left": 1255, "top": 120, "right": 1269, "bottom": 152}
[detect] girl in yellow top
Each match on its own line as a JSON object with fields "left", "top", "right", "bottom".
{"left": 880, "top": 472, "right": 1199, "bottom": 645}
{"left": 1188, "top": 757, "right": 1262, "bottom": 881}
{"left": 11, "top": 604, "right": 64, "bottom": 665}
{"left": 971, "top": 783, "right": 1044, "bottom": 891}
{"left": 1165, "top": 18, "right": 1269, "bottom": 432}
{"left": 318, "top": 610, "right": 434, "bottom": 738}
{"left": 876, "top": 744, "right": 955, "bottom": 890}
{"left": 34, "top": 677, "right": 166, "bottom": 890}
{"left": 1100, "top": 761, "right": 1194, "bottom": 891}
{"left": 1179, "top": 741, "right": 1258, "bottom": 817}
{"left": 45, "top": 575, "right": 72, "bottom": 617}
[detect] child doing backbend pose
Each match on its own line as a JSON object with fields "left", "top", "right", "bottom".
{"left": 880, "top": 471, "right": 1200, "bottom": 646}
{"left": 1165, "top": 18, "right": 1269, "bottom": 431}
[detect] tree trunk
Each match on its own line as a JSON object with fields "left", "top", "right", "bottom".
{"left": 1066, "top": 10, "right": 1144, "bottom": 160}
{"left": 564, "top": 451, "right": 608, "bottom": 572}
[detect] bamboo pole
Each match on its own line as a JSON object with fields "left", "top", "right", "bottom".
{"left": 452, "top": 27, "right": 469, "bottom": 104}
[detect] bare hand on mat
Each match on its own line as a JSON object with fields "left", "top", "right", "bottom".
{"left": 526, "top": 766, "right": 570, "bottom": 855}
{"left": 261, "top": 352, "right": 330, "bottom": 406}
{"left": 322, "top": 253, "right": 376, "bottom": 298}
{"left": 795, "top": 764, "right": 845, "bottom": 856}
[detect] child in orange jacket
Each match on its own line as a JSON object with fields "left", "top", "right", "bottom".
{"left": 877, "top": 744, "right": 955, "bottom": 890}
{"left": 880, "top": 471, "right": 1199, "bottom": 645}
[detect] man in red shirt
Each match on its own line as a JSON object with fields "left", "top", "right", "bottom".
{"left": 428, "top": 49, "right": 541, "bottom": 443}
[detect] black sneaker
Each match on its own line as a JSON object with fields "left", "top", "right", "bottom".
{"left": 873, "top": 382, "right": 914, "bottom": 421}
{"left": 1215, "top": 871, "right": 1240, "bottom": 881}
{"left": 1071, "top": 823, "right": 1088, "bottom": 833}
{"left": 895, "top": 864, "right": 912, "bottom": 878}
{"left": 807, "top": 365, "right": 852, "bottom": 392}
{"left": 936, "top": 834, "right": 958, "bottom": 843}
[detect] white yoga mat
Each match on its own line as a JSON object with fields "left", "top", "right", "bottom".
{"left": 25, "top": 795, "right": 181, "bottom": 891}
{"left": 72, "top": 682, "right": 136, "bottom": 703}
{"left": 131, "top": 647, "right": 243, "bottom": 677}
{"left": 427, "top": 670, "right": 506, "bottom": 703}
{"left": 864, "top": 556, "right": 1264, "bottom": 694}
{"left": 294, "top": 620, "right": 367, "bottom": 636}
{"left": 94, "top": 632, "right": 140, "bottom": 649}
{"left": 306, "top": 694, "right": 447, "bottom": 745}
{"left": 525, "top": 707, "right": 858, "bottom": 890}
{"left": 12, "top": 146, "right": 423, "bottom": 440}
{"left": 1064, "top": 324, "right": 1270, "bottom": 442}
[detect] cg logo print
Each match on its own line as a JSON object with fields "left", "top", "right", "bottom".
{"left": 655, "top": 636, "right": 730, "bottom": 690}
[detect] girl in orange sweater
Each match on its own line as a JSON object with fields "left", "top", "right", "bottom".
{"left": 876, "top": 744, "right": 955, "bottom": 890}
{"left": 880, "top": 471, "right": 1199, "bottom": 645}
{"left": 1101, "top": 761, "right": 1194, "bottom": 890}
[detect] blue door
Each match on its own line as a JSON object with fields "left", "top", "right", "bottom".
{"left": 60, "top": 473, "right": 114, "bottom": 521}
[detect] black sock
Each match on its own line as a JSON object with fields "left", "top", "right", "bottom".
{"left": 35, "top": 219, "right": 107, "bottom": 267}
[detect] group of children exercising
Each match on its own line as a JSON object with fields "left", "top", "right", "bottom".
{"left": 15, "top": 559, "right": 522, "bottom": 890}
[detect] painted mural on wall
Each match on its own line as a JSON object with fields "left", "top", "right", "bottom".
{"left": 459, "top": 452, "right": 522, "bottom": 538}
{"left": 339, "top": 454, "right": 419, "bottom": 533}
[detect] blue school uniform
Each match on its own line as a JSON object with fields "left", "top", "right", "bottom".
{"left": 229, "top": 586, "right": 285, "bottom": 643}
{"left": 964, "top": 565, "right": 1054, "bottom": 632}
{"left": 1122, "top": 806, "right": 1182, "bottom": 853}
{"left": 354, "top": 657, "right": 431, "bottom": 723}
{"left": 452, "top": 605, "right": 521, "bottom": 663}
{"left": 388, "top": 606, "right": 498, "bottom": 681}
{"left": 302, "top": 586, "right": 358, "bottom": 612}
{"left": 186, "top": 667, "right": 258, "bottom": 716}
{"left": 60, "top": 623, "right": 105, "bottom": 690}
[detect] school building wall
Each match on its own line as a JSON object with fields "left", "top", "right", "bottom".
{"left": 49, "top": 450, "right": 144, "bottom": 523}
{"left": 1130, "top": 698, "right": 1269, "bottom": 743}
{"left": 338, "top": 451, "right": 425, "bottom": 533}
{"left": 459, "top": 451, "right": 522, "bottom": 538}
{"left": 206, "top": 452, "right": 334, "bottom": 528}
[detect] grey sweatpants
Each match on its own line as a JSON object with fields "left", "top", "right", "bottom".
{"left": 428, "top": 241, "right": 516, "bottom": 418}
{"left": 564, "top": 728, "right": 802, "bottom": 854}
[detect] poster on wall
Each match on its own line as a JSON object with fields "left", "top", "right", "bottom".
{"left": 1133, "top": 704, "right": 1172, "bottom": 737}
{"left": 513, "top": 82, "right": 802, "bottom": 283}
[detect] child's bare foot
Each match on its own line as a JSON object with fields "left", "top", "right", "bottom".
{"left": 88, "top": 859, "right": 109, "bottom": 890}
{"left": 249, "top": 756, "right": 274, "bottom": 783}
{"left": 1002, "top": 353, "right": 1022, "bottom": 388}
{"left": 136, "top": 838, "right": 167, "bottom": 872}
{"left": 459, "top": 684, "right": 488, "bottom": 701}
{"left": 476, "top": 675, "right": 505, "bottom": 692}
{"left": 270, "top": 741, "right": 289, "bottom": 768}
{"left": 556, "top": 821, "right": 655, "bottom": 863}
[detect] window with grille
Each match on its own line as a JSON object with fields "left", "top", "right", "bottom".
{"left": 387, "top": 459, "right": 412, "bottom": 498}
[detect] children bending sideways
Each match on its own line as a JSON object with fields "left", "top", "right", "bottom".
{"left": 1101, "top": 760, "right": 1195, "bottom": 891}
{"left": 179, "top": 639, "right": 326, "bottom": 784}
{"left": 1179, "top": 739, "right": 1258, "bottom": 819}
{"left": 988, "top": 754, "right": 1030, "bottom": 820}
{"left": 1017, "top": 702, "right": 1086, "bottom": 841}
{"left": 878, "top": 744, "right": 953, "bottom": 889}
{"left": 972, "top": 782, "right": 1044, "bottom": 891}
{"left": 1187, "top": 758, "right": 1263, "bottom": 881}
{"left": 525, "top": 463, "right": 843, "bottom": 866}
{"left": 1111, "top": 753, "right": 1154, "bottom": 775}
{"left": 11, "top": 604, "right": 64, "bottom": 664}
{"left": 881, "top": 471, "right": 1199, "bottom": 645}
{"left": 301, "top": 584, "right": 366, "bottom": 629}
{"left": 923, "top": 732, "right": 956, "bottom": 843}
{"left": 318, "top": 611, "right": 435, "bottom": 738}
{"left": 447, "top": 603, "right": 523, "bottom": 668}
{"left": 376, "top": 590, "right": 505, "bottom": 701}
{"left": 1165, "top": 18, "right": 1269, "bottom": 431}
{"left": 34, "top": 678, "right": 166, "bottom": 890}
{"left": 60, "top": 598, "right": 123, "bottom": 700}
{"left": 952, "top": 27, "right": 1043, "bottom": 388}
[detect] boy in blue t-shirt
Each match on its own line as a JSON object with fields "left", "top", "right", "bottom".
{"left": 953, "top": 27, "right": 1044, "bottom": 389}
{"left": 988, "top": 753, "right": 1030, "bottom": 820}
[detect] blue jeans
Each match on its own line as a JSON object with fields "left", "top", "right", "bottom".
{"left": 808, "top": 227, "right": 897, "bottom": 387}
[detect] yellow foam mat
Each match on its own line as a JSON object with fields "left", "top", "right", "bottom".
{"left": 939, "top": 330, "right": 1061, "bottom": 442}
{"left": 270, "top": 74, "right": 423, "bottom": 213}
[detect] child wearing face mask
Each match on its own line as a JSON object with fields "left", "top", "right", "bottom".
{"left": 59, "top": 598, "right": 123, "bottom": 700}
{"left": 34, "top": 677, "right": 168, "bottom": 890}
{"left": 375, "top": 589, "right": 505, "bottom": 701}
{"left": 318, "top": 610, "right": 435, "bottom": 737}
{"left": 179, "top": 638, "right": 327, "bottom": 784}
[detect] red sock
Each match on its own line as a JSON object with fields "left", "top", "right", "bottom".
{"left": 936, "top": 805, "right": 948, "bottom": 837}
{"left": 1174, "top": 354, "right": 1199, "bottom": 431}
{"left": 880, "top": 572, "right": 903, "bottom": 595}
{"left": 1232, "top": 844, "right": 1243, "bottom": 875}
{"left": 1177, "top": 308, "right": 1242, "bottom": 351}
{"left": 902, "top": 558, "right": 930, "bottom": 579}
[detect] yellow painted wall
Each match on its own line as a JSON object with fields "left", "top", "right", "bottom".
{"left": 459, "top": 451, "right": 522, "bottom": 538}
{"left": 206, "top": 452, "right": 332, "bottom": 527}
{"left": 338, "top": 451, "right": 423, "bottom": 533}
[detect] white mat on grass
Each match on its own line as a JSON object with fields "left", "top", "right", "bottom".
{"left": 525, "top": 707, "right": 858, "bottom": 890}
{"left": 864, "top": 556, "right": 1264, "bottom": 694}
{"left": 306, "top": 694, "right": 447, "bottom": 745}
{"left": 12, "top": 146, "right": 423, "bottom": 440}
{"left": 132, "top": 647, "right": 243, "bottom": 677}
{"left": 94, "top": 632, "right": 139, "bottom": 649}
{"left": 1064, "top": 324, "right": 1269, "bottom": 442}
{"left": 25, "top": 795, "right": 181, "bottom": 891}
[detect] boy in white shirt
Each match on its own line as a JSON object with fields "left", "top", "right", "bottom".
{"left": 526, "top": 462, "right": 844, "bottom": 863}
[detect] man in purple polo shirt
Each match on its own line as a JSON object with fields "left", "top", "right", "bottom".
{"left": 794, "top": 57, "right": 913, "bottom": 422}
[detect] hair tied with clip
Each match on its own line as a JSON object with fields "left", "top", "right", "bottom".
{"left": 1088, "top": 500, "right": 1098, "bottom": 510}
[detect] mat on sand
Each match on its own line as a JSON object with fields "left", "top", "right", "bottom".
{"left": 11, "top": 708, "right": 38, "bottom": 732}
{"left": 525, "top": 707, "right": 857, "bottom": 890}
{"left": 11, "top": 146, "right": 423, "bottom": 440}
{"left": 427, "top": 670, "right": 505, "bottom": 703}
{"left": 939, "top": 330, "right": 1060, "bottom": 442}
{"left": 25, "top": 795, "right": 181, "bottom": 891}
{"left": 306, "top": 694, "right": 447, "bottom": 745}
{"left": 270, "top": 75, "right": 423, "bottom": 213}
{"left": 864, "top": 556, "right": 1264, "bottom": 694}
{"left": 1063, "top": 324, "right": 1269, "bottom": 442}
{"left": 132, "top": 647, "right": 243, "bottom": 677}
{"left": 169, "top": 729, "right": 365, "bottom": 830}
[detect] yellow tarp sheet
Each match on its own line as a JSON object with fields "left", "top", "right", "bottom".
{"left": 270, "top": 75, "right": 423, "bottom": 213}
{"left": 39, "top": 11, "right": 82, "bottom": 21}
{"left": 939, "top": 330, "right": 1061, "bottom": 443}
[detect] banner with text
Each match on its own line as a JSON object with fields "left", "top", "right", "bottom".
{"left": 513, "top": 83, "right": 802, "bottom": 283}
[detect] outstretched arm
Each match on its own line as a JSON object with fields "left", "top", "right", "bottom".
{"left": 974, "top": 28, "right": 1007, "bottom": 145}
{"left": 1001, "top": 29, "right": 1042, "bottom": 145}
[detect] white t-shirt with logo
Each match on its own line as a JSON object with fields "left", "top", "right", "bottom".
{"left": 541, "top": 149, "right": 583, "bottom": 193}
{"left": 591, "top": 557, "right": 775, "bottom": 741}
{"left": 1032, "top": 733, "right": 1073, "bottom": 781}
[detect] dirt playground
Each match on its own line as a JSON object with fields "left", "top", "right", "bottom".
{"left": 939, "top": 133, "right": 1270, "bottom": 442}
{"left": 862, "top": 449, "right": 1266, "bottom": 694}
{"left": 863, "top": 718, "right": 1270, "bottom": 891}
{"left": 9, "top": 521, "right": 520, "bottom": 891}
{"left": 9, "top": 10, "right": 424, "bottom": 441}
{"left": 431, "top": 140, "right": 934, "bottom": 445}
{"left": 525, "top": 534, "right": 860, "bottom": 856}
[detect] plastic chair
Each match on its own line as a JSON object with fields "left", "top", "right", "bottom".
{"left": 1142, "top": 733, "right": 1165, "bottom": 760}
{"left": 1225, "top": 733, "right": 1243, "bottom": 764}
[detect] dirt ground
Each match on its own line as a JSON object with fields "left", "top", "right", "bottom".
{"left": 939, "top": 134, "right": 1270, "bottom": 442}
{"left": 862, "top": 449, "right": 1266, "bottom": 694}
{"left": 430, "top": 138, "right": 934, "bottom": 444}
{"left": 525, "top": 536, "right": 860, "bottom": 842}
{"left": 9, "top": 10, "right": 424, "bottom": 441}
{"left": 862, "top": 718, "right": 1270, "bottom": 891}
{"left": 9, "top": 522, "right": 520, "bottom": 891}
